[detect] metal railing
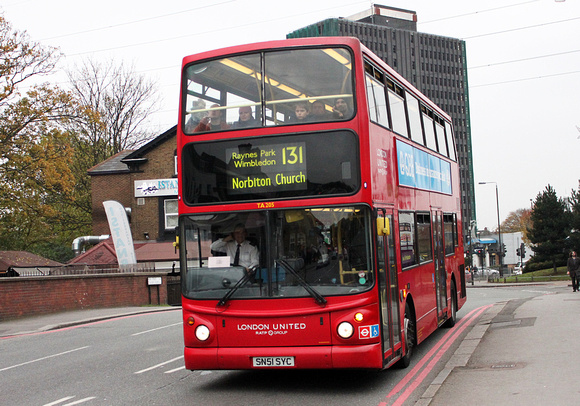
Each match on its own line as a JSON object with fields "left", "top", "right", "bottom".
{"left": 4, "top": 263, "right": 158, "bottom": 277}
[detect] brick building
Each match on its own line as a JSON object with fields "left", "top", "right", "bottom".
{"left": 88, "top": 126, "right": 178, "bottom": 246}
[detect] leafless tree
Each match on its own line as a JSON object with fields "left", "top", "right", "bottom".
{"left": 67, "top": 59, "right": 160, "bottom": 164}
{"left": 0, "top": 15, "right": 60, "bottom": 107}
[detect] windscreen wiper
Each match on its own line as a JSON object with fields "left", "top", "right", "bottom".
{"left": 217, "top": 267, "right": 254, "bottom": 307}
{"left": 277, "top": 259, "right": 327, "bottom": 306}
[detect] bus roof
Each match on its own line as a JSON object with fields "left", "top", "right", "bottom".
{"left": 181, "top": 36, "right": 363, "bottom": 67}
{"left": 182, "top": 36, "right": 451, "bottom": 123}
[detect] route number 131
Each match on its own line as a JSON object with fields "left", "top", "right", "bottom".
{"left": 282, "top": 146, "right": 303, "bottom": 165}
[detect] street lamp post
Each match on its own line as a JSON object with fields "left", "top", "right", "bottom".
{"left": 469, "top": 220, "right": 476, "bottom": 285}
{"left": 479, "top": 181, "right": 503, "bottom": 277}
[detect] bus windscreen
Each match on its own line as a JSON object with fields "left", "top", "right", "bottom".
{"left": 181, "top": 205, "right": 374, "bottom": 300}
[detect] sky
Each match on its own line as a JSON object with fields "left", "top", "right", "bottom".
{"left": 2, "top": 0, "right": 579, "bottom": 231}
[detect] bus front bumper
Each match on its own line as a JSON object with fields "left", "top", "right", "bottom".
{"left": 184, "top": 343, "right": 383, "bottom": 370}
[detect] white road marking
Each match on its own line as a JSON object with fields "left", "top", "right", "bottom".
{"left": 134, "top": 356, "right": 184, "bottom": 374}
{"left": 164, "top": 365, "right": 186, "bottom": 374}
{"left": 43, "top": 396, "right": 75, "bottom": 406}
{"left": 523, "top": 289, "right": 557, "bottom": 295}
{"left": 43, "top": 396, "right": 96, "bottom": 406}
{"left": 131, "top": 322, "right": 182, "bottom": 336}
{"left": 0, "top": 346, "right": 90, "bottom": 372}
{"left": 63, "top": 397, "right": 96, "bottom": 405}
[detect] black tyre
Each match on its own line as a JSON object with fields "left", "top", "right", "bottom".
{"left": 443, "top": 280, "right": 457, "bottom": 328}
{"left": 396, "top": 302, "right": 415, "bottom": 368}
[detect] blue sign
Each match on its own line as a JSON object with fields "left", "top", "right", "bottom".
{"left": 429, "top": 154, "right": 441, "bottom": 192}
{"left": 396, "top": 140, "right": 452, "bottom": 195}
{"left": 371, "top": 324, "right": 380, "bottom": 338}
{"left": 440, "top": 160, "right": 452, "bottom": 194}
{"left": 397, "top": 141, "right": 415, "bottom": 188}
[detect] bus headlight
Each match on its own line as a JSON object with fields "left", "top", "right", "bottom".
{"left": 337, "top": 321, "right": 354, "bottom": 339}
{"left": 195, "top": 325, "right": 211, "bottom": 341}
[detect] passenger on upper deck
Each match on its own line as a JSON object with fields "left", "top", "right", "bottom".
{"left": 184, "top": 99, "right": 206, "bottom": 133}
{"left": 194, "top": 104, "right": 231, "bottom": 132}
{"left": 231, "top": 106, "right": 259, "bottom": 129}
{"left": 292, "top": 101, "right": 310, "bottom": 123}
{"left": 332, "top": 97, "right": 351, "bottom": 119}
{"left": 310, "top": 100, "right": 332, "bottom": 121}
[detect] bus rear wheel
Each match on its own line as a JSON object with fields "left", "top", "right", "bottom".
{"left": 397, "top": 302, "right": 415, "bottom": 368}
{"left": 443, "top": 280, "right": 457, "bottom": 328}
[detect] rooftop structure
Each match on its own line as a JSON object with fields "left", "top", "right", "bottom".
{"left": 288, "top": 3, "right": 476, "bottom": 244}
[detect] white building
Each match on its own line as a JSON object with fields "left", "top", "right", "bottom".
{"left": 472, "top": 232, "right": 531, "bottom": 270}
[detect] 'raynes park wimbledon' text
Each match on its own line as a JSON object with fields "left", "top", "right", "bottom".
{"left": 226, "top": 143, "right": 307, "bottom": 194}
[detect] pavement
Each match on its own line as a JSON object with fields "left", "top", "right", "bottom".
{"left": 1, "top": 280, "right": 576, "bottom": 405}
{"left": 422, "top": 279, "right": 576, "bottom": 405}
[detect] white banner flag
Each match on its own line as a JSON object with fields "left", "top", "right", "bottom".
{"left": 103, "top": 200, "right": 137, "bottom": 265}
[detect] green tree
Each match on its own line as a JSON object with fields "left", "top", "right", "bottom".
{"left": 0, "top": 16, "right": 82, "bottom": 259}
{"left": 568, "top": 185, "right": 580, "bottom": 253}
{"left": 1, "top": 17, "right": 161, "bottom": 262}
{"left": 527, "top": 185, "right": 570, "bottom": 273}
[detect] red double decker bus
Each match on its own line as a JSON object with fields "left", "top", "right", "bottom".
{"left": 177, "top": 37, "right": 466, "bottom": 370}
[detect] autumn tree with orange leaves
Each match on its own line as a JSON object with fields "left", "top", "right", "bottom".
{"left": 500, "top": 208, "right": 532, "bottom": 244}
{"left": 0, "top": 15, "right": 83, "bottom": 258}
{"left": 1, "top": 15, "right": 161, "bottom": 261}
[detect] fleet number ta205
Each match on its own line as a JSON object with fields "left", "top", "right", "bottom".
{"left": 257, "top": 202, "right": 275, "bottom": 209}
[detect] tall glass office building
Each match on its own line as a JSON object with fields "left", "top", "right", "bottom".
{"left": 288, "top": 5, "right": 476, "bottom": 245}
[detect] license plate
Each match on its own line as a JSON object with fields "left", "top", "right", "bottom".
{"left": 252, "top": 356, "right": 295, "bottom": 367}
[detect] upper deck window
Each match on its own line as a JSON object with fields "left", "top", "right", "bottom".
{"left": 444, "top": 122, "right": 457, "bottom": 161}
{"left": 183, "top": 47, "right": 355, "bottom": 134}
{"left": 386, "top": 80, "right": 408, "bottom": 138}
{"left": 406, "top": 93, "right": 423, "bottom": 144}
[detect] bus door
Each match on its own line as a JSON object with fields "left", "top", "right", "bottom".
{"left": 376, "top": 209, "right": 401, "bottom": 362}
{"left": 432, "top": 210, "right": 447, "bottom": 323}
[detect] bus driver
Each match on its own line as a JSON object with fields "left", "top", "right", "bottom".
{"left": 210, "top": 224, "right": 259, "bottom": 273}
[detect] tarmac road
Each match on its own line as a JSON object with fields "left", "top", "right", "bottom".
{"left": 1, "top": 281, "right": 575, "bottom": 405}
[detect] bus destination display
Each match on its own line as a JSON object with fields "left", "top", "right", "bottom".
{"left": 225, "top": 142, "right": 307, "bottom": 194}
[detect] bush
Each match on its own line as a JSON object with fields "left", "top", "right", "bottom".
{"left": 524, "top": 257, "right": 567, "bottom": 273}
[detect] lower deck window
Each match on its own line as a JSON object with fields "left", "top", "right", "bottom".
{"left": 443, "top": 213, "right": 458, "bottom": 255}
{"left": 399, "top": 211, "right": 432, "bottom": 269}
